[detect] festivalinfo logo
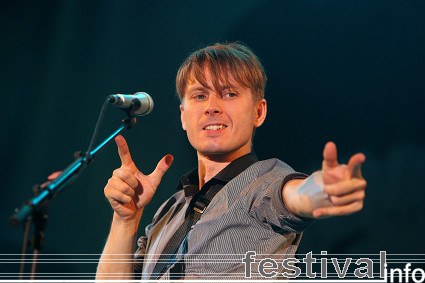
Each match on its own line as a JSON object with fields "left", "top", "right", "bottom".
{"left": 242, "top": 251, "right": 425, "bottom": 282}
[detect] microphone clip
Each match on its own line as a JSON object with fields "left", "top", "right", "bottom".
{"left": 125, "top": 99, "right": 142, "bottom": 118}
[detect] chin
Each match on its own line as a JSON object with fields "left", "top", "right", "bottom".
{"left": 199, "top": 148, "right": 228, "bottom": 156}
{"left": 197, "top": 145, "right": 230, "bottom": 155}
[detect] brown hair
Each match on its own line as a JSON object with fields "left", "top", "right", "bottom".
{"left": 176, "top": 42, "right": 267, "bottom": 102}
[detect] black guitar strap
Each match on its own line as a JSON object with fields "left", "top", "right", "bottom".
{"left": 149, "top": 184, "right": 222, "bottom": 280}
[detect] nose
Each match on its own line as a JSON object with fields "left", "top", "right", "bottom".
{"left": 204, "top": 94, "right": 222, "bottom": 115}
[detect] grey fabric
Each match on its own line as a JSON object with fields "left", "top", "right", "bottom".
{"left": 134, "top": 158, "right": 314, "bottom": 280}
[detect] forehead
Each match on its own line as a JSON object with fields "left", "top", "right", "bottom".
{"left": 184, "top": 68, "right": 247, "bottom": 94}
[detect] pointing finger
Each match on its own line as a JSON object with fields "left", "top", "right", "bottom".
{"left": 115, "top": 135, "right": 135, "bottom": 168}
{"left": 346, "top": 153, "right": 366, "bottom": 179}
{"left": 322, "top": 141, "right": 339, "bottom": 170}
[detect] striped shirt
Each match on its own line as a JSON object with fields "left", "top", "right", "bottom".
{"left": 134, "top": 153, "right": 314, "bottom": 280}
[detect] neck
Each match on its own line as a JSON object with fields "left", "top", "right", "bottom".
{"left": 197, "top": 155, "right": 229, "bottom": 188}
{"left": 197, "top": 149, "right": 250, "bottom": 188}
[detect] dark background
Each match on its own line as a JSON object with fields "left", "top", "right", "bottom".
{"left": 0, "top": 0, "right": 424, "bottom": 277}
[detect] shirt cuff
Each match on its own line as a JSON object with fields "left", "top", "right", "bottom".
{"left": 272, "top": 172, "right": 316, "bottom": 232}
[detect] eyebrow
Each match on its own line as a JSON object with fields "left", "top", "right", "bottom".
{"left": 186, "top": 86, "right": 212, "bottom": 94}
{"left": 187, "top": 84, "right": 238, "bottom": 94}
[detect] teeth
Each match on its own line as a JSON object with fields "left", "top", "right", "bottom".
{"left": 205, "top": 125, "right": 226, "bottom": 130}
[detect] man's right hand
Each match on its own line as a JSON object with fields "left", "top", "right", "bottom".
{"left": 104, "top": 135, "right": 173, "bottom": 221}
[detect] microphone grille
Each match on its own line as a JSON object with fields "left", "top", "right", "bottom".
{"left": 134, "top": 92, "right": 154, "bottom": 116}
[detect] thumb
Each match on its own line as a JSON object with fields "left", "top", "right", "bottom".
{"left": 149, "top": 154, "right": 174, "bottom": 187}
{"left": 322, "top": 141, "right": 339, "bottom": 170}
{"left": 115, "top": 135, "right": 137, "bottom": 170}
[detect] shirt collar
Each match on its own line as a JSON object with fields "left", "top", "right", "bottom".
{"left": 178, "top": 152, "right": 258, "bottom": 197}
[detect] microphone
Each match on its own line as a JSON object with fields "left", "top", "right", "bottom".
{"left": 108, "top": 92, "right": 154, "bottom": 116}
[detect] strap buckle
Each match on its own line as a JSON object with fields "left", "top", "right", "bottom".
{"left": 192, "top": 195, "right": 210, "bottom": 214}
{"left": 193, "top": 206, "right": 206, "bottom": 214}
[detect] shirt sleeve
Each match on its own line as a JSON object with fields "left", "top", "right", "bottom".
{"left": 133, "top": 236, "right": 148, "bottom": 276}
{"left": 248, "top": 171, "right": 315, "bottom": 234}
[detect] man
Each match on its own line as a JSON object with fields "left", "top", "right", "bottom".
{"left": 95, "top": 42, "right": 366, "bottom": 280}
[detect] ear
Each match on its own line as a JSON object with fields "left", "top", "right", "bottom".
{"left": 253, "top": 99, "right": 267, "bottom": 128}
{"left": 180, "top": 104, "right": 186, "bottom": 131}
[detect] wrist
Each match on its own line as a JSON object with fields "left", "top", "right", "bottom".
{"left": 112, "top": 209, "right": 143, "bottom": 232}
{"left": 296, "top": 171, "right": 333, "bottom": 217}
{"left": 283, "top": 179, "right": 309, "bottom": 218}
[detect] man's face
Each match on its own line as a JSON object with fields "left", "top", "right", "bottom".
{"left": 180, "top": 69, "right": 267, "bottom": 161}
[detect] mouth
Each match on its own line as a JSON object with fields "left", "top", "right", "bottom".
{"left": 203, "top": 124, "right": 227, "bottom": 131}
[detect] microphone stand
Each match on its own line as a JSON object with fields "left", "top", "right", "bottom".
{"left": 9, "top": 103, "right": 138, "bottom": 279}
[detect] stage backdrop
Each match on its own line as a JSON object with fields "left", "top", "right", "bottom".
{"left": 0, "top": 0, "right": 424, "bottom": 276}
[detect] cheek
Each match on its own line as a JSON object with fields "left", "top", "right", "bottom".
{"left": 183, "top": 115, "right": 198, "bottom": 139}
{"left": 234, "top": 112, "right": 256, "bottom": 136}
{"left": 241, "top": 109, "right": 256, "bottom": 128}
{"left": 181, "top": 107, "right": 196, "bottom": 130}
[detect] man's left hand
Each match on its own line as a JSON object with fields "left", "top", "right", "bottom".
{"left": 312, "top": 141, "right": 367, "bottom": 218}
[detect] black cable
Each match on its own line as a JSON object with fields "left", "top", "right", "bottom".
{"left": 85, "top": 98, "right": 110, "bottom": 162}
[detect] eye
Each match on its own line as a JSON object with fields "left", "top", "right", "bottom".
{"left": 193, "top": 93, "right": 207, "bottom": 100}
{"left": 223, "top": 92, "right": 237, "bottom": 99}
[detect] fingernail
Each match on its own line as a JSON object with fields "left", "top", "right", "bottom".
{"left": 165, "top": 155, "right": 174, "bottom": 166}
